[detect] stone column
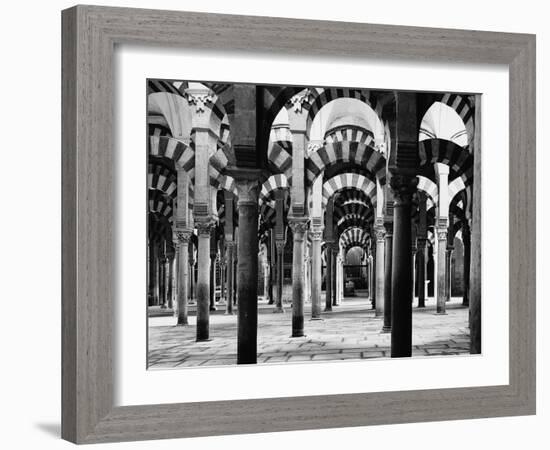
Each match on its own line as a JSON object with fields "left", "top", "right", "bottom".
{"left": 225, "top": 241, "right": 235, "bottom": 315}
{"left": 382, "top": 223, "right": 393, "bottom": 332}
{"left": 331, "top": 244, "right": 338, "bottom": 307}
{"left": 445, "top": 246, "right": 453, "bottom": 302}
{"left": 263, "top": 257, "right": 270, "bottom": 302}
{"left": 175, "top": 231, "right": 191, "bottom": 325}
{"left": 167, "top": 252, "right": 174, "bottom": 310}
{"left": 310, "top": 228, "right": 323, "bottom": 320}
{"left": 159, "top": 253, "right": 168, "bottom": 309}
{"left": 196, "top": 222, "right": 213, "bottom": 341}
{"left": 289, "top": 218, "right": 309, "bottom": 337}
{"left": 234, "top": 174, "right": 261, "bottom": 365}
{"left": 375, "top": 225, "right": 385, "bottom": 317}
{"left": 269, "top": 230, "right": 276, "bottom": 305}
{"left": 274, "top": 240, "right": 285, "bottom": 313}
{"left": 148, "top": 240, "right": 159, "bottom": 306}
{"left": 188, "top": 243, "right": 195, "bottom": 305}
{"left": 209, "top": 230, "right": 217, "bottom": 312}
{"left": 436, "top": 228, "right": 448, "bottom": 315}
{"left": 417, "top": 238, "right": 427, "bottom": 308}
{"left": 389, "top": 175, "right": 417, "bottom": 357}
{"left": 324, "top": 243, "right": 333, "bottom": 312}
{"left": 368, "top": 253, "right": 374, "bottom": 308}
{"left": 462, "top": 227, "right": 471, "bottom": 306}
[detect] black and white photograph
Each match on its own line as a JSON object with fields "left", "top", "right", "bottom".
{"left": 146, "top": 80, "right": 481, "bottom": 368}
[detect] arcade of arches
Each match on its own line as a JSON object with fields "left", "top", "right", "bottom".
{"left": 147, "top": 80, "right": 481, "bottom": 367}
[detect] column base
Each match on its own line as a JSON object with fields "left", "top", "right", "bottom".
{"left": 381, "top": 326, "right": 391, "bottom": 333}
{"left": 290, "top": 333, "right": 306, "bottom": 338}
{"left": 224, "top": 311, "right": 234, "bottom": 316}
{"left": 310, "top": 317, "right": 323, "bottom": 321}
{"left": 435, "top": 311, "right": 448, "bottom": 316}
{"left": 176, "top": 321, "right": 189, "bottom": 327}
{"left": 273, "top": 307, "right": 285, "bottom": 313}
{"left": 195, "top": 338, "right": 212, "bottom": 342}
{"left": 209, "top": 306, "right": 217, "bottom": 312}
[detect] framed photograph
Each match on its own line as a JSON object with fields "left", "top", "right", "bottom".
{"left": 61, "top": 5, "right": 536, "bottom": 444}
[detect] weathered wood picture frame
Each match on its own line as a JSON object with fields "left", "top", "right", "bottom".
{"left": 61, "top": 5, "right": 536, "bottom": 444}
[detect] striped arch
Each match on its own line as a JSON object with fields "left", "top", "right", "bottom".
{"left": 437, "top": 93, "right": 475, "bottom": 148}
{"left": 149, "top": 212, "right": 173, "bottom": 243}
{"left": 268, "top": 125, "right": 293, "bottom": 175}
{"left": 148, "top": 189, "right": 174, "bottom": 219}
{"left": 416, "top": 176, "right": 438, "bottom": 210}
{"left": 334, "top": 203, "right": 375, "bottom": 225}
{"left": 147, "top": 79, "right": 186, "bottom": 96}
{"left": 324, "top": 125, "right": 375, "bottom": 147}
{"left": 259, "top": 174, "right": 289, "bottom": 206}
{"left": 449, "top": 177, "right": 466, "bottom": 204}
{"left": 148, "top": 163, "right": 177, "bottom": 198}
{"left": 322, "top": 173, "right": 377, "bottom": 208}
{"left": 306, "top": 88, "right": 384, "bottom": 137}
{"left": 209, "top": 142, "right": 236, "bottom": 176}
{"left": 307, "top": 141, "right": 386, "bottom": 188}
{"left": 336, "top": 215, "right": 374, "bottom": 236}
{"left": 149, "top": 135, "right": 195, "bottom": 181}
{"left": 339, "top": 227, "right": 369, "bottom": 252}
{"left": 419, "top": 138, "right": 474, "bottom": 186}
{"left": 259, "top": 203, "right": 276, "bottom": 229}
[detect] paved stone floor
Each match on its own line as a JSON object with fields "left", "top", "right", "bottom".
{"left": 148, "top": 295, "right": 470, "bottom": 369}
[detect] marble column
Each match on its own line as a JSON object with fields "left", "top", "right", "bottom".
{"left": 445, "top": 246, "right": 453, "bottom": 302}
{"left": 324, "top": 243, "right": 333, "bottom": 312}
{"left": 331, "top": 244, "right": 338, "bottom": 307}
{"left": 225, "top": 241, "right": 235, "bottom": 315}
{"left": 159, "top": 253, "right": 168, "bottom": 309}
{"left": 148, "top": 240, "right": 159, "bottom": 306}
{"left": 196, "top": 222, "right": 213, "bottom": 341}
{"left": 209, "top": 230, "right": 217, "bottom": 312}
{"left": 417, "top": 239, "right": 427, "bottom": 308}
{"left": 436, "top": 228, "right": 448, "bottom": 315}
{"left": 167, "top": 253, "right": 174, "bottom": 310}
{"left": 382, "top": 223, "right": 393, "bottom": 332}
{"left": 310, "top": 228, "right": 323, "bottom": 320}
{"left": 274, "top": 240, "right": 285, "bottom": 313}
{"left": 375, "top": 225, "right": 385, "bottom": 317}
{"left": 176, "top": 231, "right": 191, "bottom": 325}
{"left": 269, "top": 231, "right": 276, "bottom": 305}
{"left": 188, "top": 243, "right": 195, "bottom": 305}
{"left": 390, "top": 175, "right": 417, "bottom": 357}
{"left": 462, "top": 226, "right": 471, "bottom": 306}
{"left": 289, "top": 218, "right": 309, "bottom": 337}
{"left": 234, "top": 175, "right": 261, "bottom": 364}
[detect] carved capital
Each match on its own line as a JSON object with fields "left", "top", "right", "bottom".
{"left": 235, "top": 179, "right": 260, "bottom": 206}
{"left": 289, "top": 218, "right": 309, "bottom": 240}
{"left": 196, "top": 220, "right": 215, "bottom": 237}
{"left": 390, "top": 174, "right": 418, "bottom": 205}
{"left": 417, "top": 238, "right": 427, "bottom": 250}
{"left": 275, "top": 240, "right": 286, "bottom": 253}
{"left": 288, "top": 88, "right": 312, "bottom": 113}
{"left": 309, "top": 229, "right": 324, "bottom": 241}
{"left": 175, "top": 230, "right": 192, "bottom": 245}
{"left": 185, "top": 89, "right": 214, "bottom": 114}
{"left": 436, "top": 228, "right": 448, "bottom": 241}
{"left": 375, "top": 226, "right": 386, "bottom": 242}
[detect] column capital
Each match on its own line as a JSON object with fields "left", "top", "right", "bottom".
{"left": 196, "top": 219, "right": 216, "bottom": 236}
{"left": 175, "top": 229, "right": 192, "bottom": 244}
{"left": 275, "top": 240, "right": 286, "bottom": 252}
{"left": 436, "top": 228, "right": 448, "bottom": 241}
{"left": 309, "top": 227, "right": 324, "bottom": 241}
{"left": 389, "top": 174, "right": 418, "bottom": 205}
{"left": 375, "top": 225, "right": 386, "bottom": 242}
{"left": 288, "top": 217, "right": 309, "bottom": 241}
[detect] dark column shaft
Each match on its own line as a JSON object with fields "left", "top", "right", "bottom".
{"left": 225, "top": 242, "right": 234, "bottom": 314}
{"left": 325, "top": 246, "right": 332, "bottom": 311}
{"left": 196, "top": 226, "right": 211, "bottom": 341}
{"left": 462, "top": 231, "right": 471, "bottom": 306}
{"left": 331, "top": 247, "right": 337, "bottom": 307}
{"left": 290, "top": 220, "right": 308, "bottom": 337}
{"left": 383, "top": 231, "right": 393, "bottom": 332}
{"left": 417, "top": 243, "right": 426, "bottom": 308}
{"left": 237, "top": 200, "right": 259, "bottom": 364}
{"left": 390, "top": 178, "right": 416, "bottom": 358}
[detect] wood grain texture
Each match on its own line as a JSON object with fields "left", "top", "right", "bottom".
{"left": 61, "top": 5, "right": 536, "bottom": 444}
